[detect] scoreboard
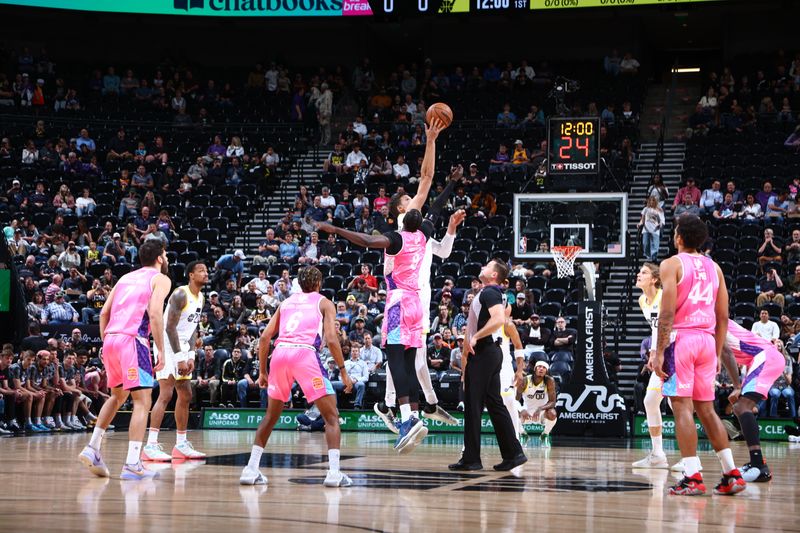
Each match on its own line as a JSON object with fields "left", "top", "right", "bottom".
{"left": 547, "top": 117, "right": 600, "bottom": 177}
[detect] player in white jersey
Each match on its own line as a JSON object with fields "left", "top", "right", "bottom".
{"left": 630, "top": 262, "right": 671, "bottom": 469}
{"left": 143, "top": 261, "right": 208, "bottom": 461}
{"left": 500, "top": 307, "right": 525, "bottom": 441}
{"left": 517, "top": 360, "right": 558, "bottom": 447}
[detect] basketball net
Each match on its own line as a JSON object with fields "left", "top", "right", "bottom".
{"left": 551, "top": 246, "right": 583, "bottom": 278}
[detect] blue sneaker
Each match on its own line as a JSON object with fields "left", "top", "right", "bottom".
{"left": 393, "top": 417, "right": 428, "bottom": 455}
{"left": 78, "top": 445, "right": 110, "bottom": 477}
{"left": 121, "top": 462, "right": 159, "bottom": 481}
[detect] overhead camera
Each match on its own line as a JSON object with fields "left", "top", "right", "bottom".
{"left": 550, "top": 76, "right": 580, "bottom": 96}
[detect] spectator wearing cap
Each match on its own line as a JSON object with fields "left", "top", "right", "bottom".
{"left": 366, "top": 290, "right": 385, "bottom": 322}
{"left": 451, "top": 300, "right": 470, "bottom": 334}
{"left": 511, "top": 292, "right": 534, "bottom": 329}
{"left": 213, "top": 249, "right": 246, "bottom": 290}
{"left": 42, "top": 292, "right": 79, "bottom": 325}
{"left": 427, "top": 332, "right": 451, "bottom": 372}
{"left": 348, "top": 317, "right": 368, "bottom": 344}
{"left": 102, "top": 233, "right": 126, "bottom": 265}
{"left": 672, "top": 178, "right": 701, "bottom": 209}
{"left": 508, "top": 139, "right": 531, "bottom": 176}
{"left": 524, "top": 314, "right": 552, "bottom": 357}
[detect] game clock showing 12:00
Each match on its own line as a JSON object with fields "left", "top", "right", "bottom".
{"left": 547, "top": 117, "right": 600, "bottom": 176}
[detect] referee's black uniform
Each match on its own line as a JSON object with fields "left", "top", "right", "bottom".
{"left": 455, "top": 285, "right": 526, "bottom": 470}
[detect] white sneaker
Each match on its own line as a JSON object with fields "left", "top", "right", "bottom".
{"left": 172, "top": 441, "right": 207, "bottom": 460}
{"left": 670, "top": 459, "right": 703, "bottom": 472}
{"left": 632, "top": 452, "right": 669, "bottom": 469}
{"left": 70, "top": 420, "right": 87, "bottom": 431}
{"left": 422, "top": 405, "right": 459, "bottom": 425}
{"left": 240, "top": 465, "right": 267, "bottom": 485}
{"left": 78, "top": 445, "right": 110, "bottom": 478}
{"left": 323, "top": 471, "right": 353, "bottom": 487}
{"left": 373, "top": 403, "right": 399, "bottom": 435}
{"left": 141, "top": 443, "right": 172, "bottom": 462}
{"left": 789, "top": 435, "right": 800, "bottom": 443}
{"left": 457, "top": 402, "right": 464, "bottom": 411}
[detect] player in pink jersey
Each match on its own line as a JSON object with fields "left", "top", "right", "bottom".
{"left": 240, "top": 267, "right": 354, "bottom": 487}
{"left": 650, "top": 213, "right": 745, "bottom": 496}
{"left": 78, "top": 240, "right": 172, "bottom": 481}
{"left": 316, "top": 210, "right": 431, "bottom": 454}
{"left": 723, "top": 319, "right": 785, "bottom": 482}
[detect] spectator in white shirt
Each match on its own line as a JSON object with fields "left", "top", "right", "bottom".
{"left": 513, "top": 59, "right": 535, "bottom": 80}
{"left": 226, "top": 136, "right": 245, "bottom": 158}
{"left": 248, "top": 269, "right": 272, "bottom": 295}
{"left": 359, "top": 332, "right": 383, "bottom": 373}
{"left": 752, "top": 309, "right": 780, "bottom": 345}
{"left": 619, "top": 52, "right": 640, "bottom": 74}
{"left": 352, "top": 116, "right": 367, "bottom": 137}
{"left": 319, "top": 187, "right": 336, "bottom": 209}
{"left": 699, "top": 88, "right": 718, "bottom": 113}
{"left": 404, "top": 94, "right": 417, "bottom": 115}
{"left": 339, "top": 342, "right": 368, "bottom": 409}
{"left": 264, "top": 63, "right": 279, "bottom": 93}
{"left": 352, "top": 191, "right": 369, "bottom": 214}
{"left": 344, "top": 144, "right": 368, "bottom": 172}
{"left": 75, "top": 188, "right": 97, "bottom": 217}
{"left": 699, "top": 180, "right": 723, "bottom": 215}
{"left": 393, "top": 154, "right": 410, "bottom": 179}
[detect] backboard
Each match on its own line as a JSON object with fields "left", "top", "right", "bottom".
{"left": 513, "top": 192, "right": 628, "bottom": 261}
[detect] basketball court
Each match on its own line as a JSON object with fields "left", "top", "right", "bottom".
{"left": 1, "top": 430, "right": 795, "bottom": 531}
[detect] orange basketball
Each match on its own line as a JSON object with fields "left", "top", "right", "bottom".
{"left": 426, "top": 102, "right": 453, "bottom": 129}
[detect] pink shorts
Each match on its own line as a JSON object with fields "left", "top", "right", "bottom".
{"left": 267, "top": 345, "right": 334, "bottom": 403}
{"left": 742, "top": 348, "right": 785, "bottom": 400}
{"left": 103, "top": 334, "right": 155, "bottom": 390}
{"left": 661, "top": 330, "right": 716, "bottom": 401}
{"left": 382, "top": 289, "right": 423, "bottom": 349}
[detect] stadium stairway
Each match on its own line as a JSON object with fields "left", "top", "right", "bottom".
{"left": 602, "top": 142, "right": 685, "bottom": 401}
{"left": 233, "top": 150, "right": 326, "bottom": 261}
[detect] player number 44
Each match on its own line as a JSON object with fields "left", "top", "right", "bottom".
{"left": 687, "top": 283, "right": 714, "bottom": 305}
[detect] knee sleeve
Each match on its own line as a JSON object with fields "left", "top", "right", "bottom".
{"left": 644, "top": 387, "right": 663, "bottom": 428}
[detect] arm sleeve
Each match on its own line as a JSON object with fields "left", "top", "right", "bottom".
{"left": 424, "top": 179, "right": 457, "bottom": 227}
{"left": 431, "top": 232, "right": 455, "bottom": 259}
{"left": 384, "top": 231, "right": 403, "bottom": 255}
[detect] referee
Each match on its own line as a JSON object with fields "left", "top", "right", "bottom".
{"left": 449, "top": 259, "right": 527, "bottom": 472}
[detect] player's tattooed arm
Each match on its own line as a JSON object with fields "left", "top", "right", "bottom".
{"left": 542, "top": 376, "right": 558, "bottom": 410}
{"left": 650, "top": 257, "right": 678, "bottom": 378}
{"left": 166, "top": 288, "right": 186, "bottom": 354}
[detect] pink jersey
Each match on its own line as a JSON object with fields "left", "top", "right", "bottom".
{"left": 104, "top": 267, "right": 160, "bottom": 338}
{"left": 385, "top": 230, "right": 426, "bottom": 292}
{"left": 673, "top": 253, "right": 719, "bottom": 335}
{"left": 726, "top": 319, "right": 775, "bottom": 365}
{"left": 275, "top": 291, "right": 324, "bottom": 351}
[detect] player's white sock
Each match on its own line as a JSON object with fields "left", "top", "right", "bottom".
{"left": 126, "top": 441, "right": 143, "bottom": 465}
{"left": 399, "top": 404, "right": 412, "bottom": 422}
{"left": 543, "top": 417, "right": 557, "bottom": 436}
{"left": 248, "top": 445, "right": 264, "bottom": 469}
{"left": 86, "top": 412, "right": 97, "bottom": 421}
{"left": 716, "top": 448, "right": 736, "bottom": 473}
{"left": 26, "top": 417, "right": 32, "bottom": 425}
{"left": 328, "top": 449, "right": 340, "bottom": 474}
{"left": 89, "top": 426, "right": 105, "bottom": 450}
{"left": 146, "top": 428, "right": 159, "bottom": 445}
{"left": 682, "top": 456, "right": 702, "bottom": 477}
{"left": 55, "top": 414, "right": 62, "bottom": 425}
{"left": 651, "top": 435, "right": 663, "bottom": 455}
{"left": 176, "top": 431, "right": 187, "bottom": 445}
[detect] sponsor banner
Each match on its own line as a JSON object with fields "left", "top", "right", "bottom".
{"left": 40, "top": 323, "right": 102, "bottom": 345}
{"left": 202, "top": 408, "right": 545, "bottom": 433}
{"left": 556, "top": 300, "right": 626, "bottom": 437}
{"left": 0, "top": 0, "right": 357, "bottom": 17}
{"left": 633, "top": 415, "right": 795, "bottom": 441}
{"left": 531, "top": 0, "right": 723, "bottom": 9}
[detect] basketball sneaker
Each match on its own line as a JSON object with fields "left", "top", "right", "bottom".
{"left": 422, "top": 404, "right": 458, "bottom": 425}
{"left": 121, "top": 462, "right": 159, "bottom": 480}
{"left": 394, "top": 417, "right": 428, "bottom": 455}
{"left": 668, "top": 473, "right": 706, "bottom": 496}
{"left": 540, "top": 434, "right": 551, "bottom": 448}
{"left": 141, "top": 442, "right": 172, "bottom": 462}
{"left": 172, "top": 441, "right": 207, "bottom": 460}
{"left": 788, "top": 435, "right": 800, "bottom": 443}
{"left": 670, "top": 459, "right": 703, "bottom": 472}
{"left": 78, "top": 445, "right": 110, "bottom": 478}
{"left": 741, "top": 463, "right": 772, "bottom": 483}
{"left": 239, "top": 465, "right": 268, "bottom": 485}
{"left": 374, "top": 402, "right": 400, "bottom": 435}
{"left": 714, "top": 469, "right": 747, "bottom": 495}
{"left": 632, "top": 451, "right": 669, "bottom": 469}
{"left": 323, "top": 471, "right": 354, "bottom": 487}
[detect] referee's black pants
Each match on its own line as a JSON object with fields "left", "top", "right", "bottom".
{"left": 462, "top": 340, "right": 523, "bottom": 464}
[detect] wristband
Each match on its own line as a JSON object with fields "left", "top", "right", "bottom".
{"left": 338, "top": 365, "right": 345, "bottom": 371}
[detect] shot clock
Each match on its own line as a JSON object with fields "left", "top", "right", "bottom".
{"left": 547, "top": 117, "right": 600, "bottom": 176}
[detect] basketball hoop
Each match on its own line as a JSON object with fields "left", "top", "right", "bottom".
{"left": 551, "top": 246, "right": 583, "bottom": 278}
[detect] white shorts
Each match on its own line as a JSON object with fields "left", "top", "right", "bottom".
{"left": 154, "top": 343, "right": 192, "bottom": 381}
{"left": 522, "top": 398, "right": 549, "bottom": 421}
{"left": 420, "top": 285, "right": 432, "bottom": 335}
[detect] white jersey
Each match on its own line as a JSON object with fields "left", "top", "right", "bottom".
{"left": 154, "top": 286, "right": 204, "bottom": 367}
{"left": 522, "top": 375, "right": 549, "bottom": 413}
{"left": 638, "top": 288, "right": 661, "bottom": 349}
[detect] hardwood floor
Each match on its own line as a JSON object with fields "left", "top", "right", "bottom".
{"left": 1, "top": 430, "right": 797, "bottom": 532}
